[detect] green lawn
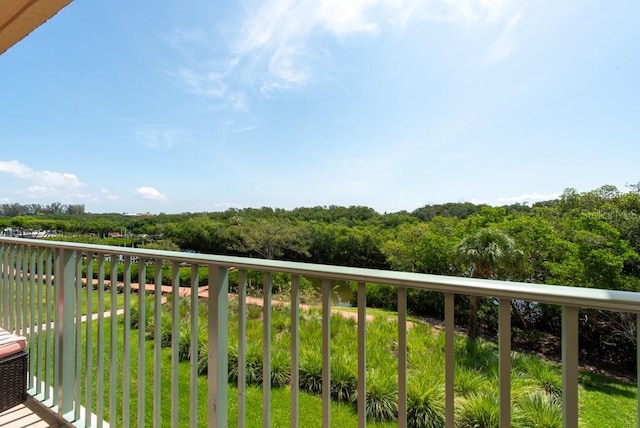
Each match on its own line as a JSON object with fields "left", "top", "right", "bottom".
{"left": 579, "top": 372, "right": 637, "bottom": 427}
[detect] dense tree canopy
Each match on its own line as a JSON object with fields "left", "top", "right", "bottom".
{"left": 3, "top": 185, "right": 639, "bottom": 370}
{"left": 2, "top": 185, "right": 639, "bottom": 293}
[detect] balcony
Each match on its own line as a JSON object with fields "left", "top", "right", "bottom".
{"left": 0, "top": 236, "right": 639, "bottom": 427}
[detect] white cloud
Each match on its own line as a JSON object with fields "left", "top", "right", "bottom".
{"left": 0, "top": 160, "right": 84, "bottom": 199}
{"left": 314, "top": 0, "right": 380, "bottom": 36}
{"left": 485, "top": 12, "right": 521, "bottom": 65}
{"left": 101, "top": 188, "right": 119, "bottom": 201}
{"left": 212, "top": 202, "right": 243, "bottom": 210}
{"left": 469, "top": 198, "right": 487, "bottom": 205}
{"left": 0, "top": 160, "right": 32, "bottom": 178}
{"left": 135, "top": 125, "right": 184, "bottom": 149}
{"left": 26, "top": 186, "right": 50, "bottom": 196}
{"left": 497, "top": 191, "right": 561, "bottom": 204}
{"left": 37, "top": 171, "right": 82, "bottom": 188}
{"left": 444, "top": 0, "right": 511, "bottom": 23}
{"left": 231, "top": 124, "right": 258, "bottom": 133}
{"left": 174, "top": 66, "right": 248, "bottom": 110}
{"left": 173, "top": 0, "right": 518, "bottom": 106}
{"left": 135, "top": 187, "right": 167, "bottom": 201}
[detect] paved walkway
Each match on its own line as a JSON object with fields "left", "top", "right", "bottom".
{"left": 31, "top": 278, "right": 415, "bottom": 329}
{"left": 16, "top": 274, "right": 416, "bottom": 328}
{"left": 119, "top": 281, "right": 415, "bottom": 328}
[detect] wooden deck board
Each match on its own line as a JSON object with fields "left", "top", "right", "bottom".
{"left": 0, "top": 396, "right": 69, "bottom": 427}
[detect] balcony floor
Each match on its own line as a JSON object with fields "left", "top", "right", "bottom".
{"left": 0, "top": 396, "right": 69, "bottom": 427}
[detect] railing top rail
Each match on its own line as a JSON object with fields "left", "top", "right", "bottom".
{"left": 2, "top": 236, "right": 640, "bottom": 312}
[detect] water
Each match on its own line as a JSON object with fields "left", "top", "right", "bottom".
{"left": 308, "top": 278, "right": 354, "bottom": 307}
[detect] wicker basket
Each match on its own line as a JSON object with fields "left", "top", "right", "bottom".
{"left": 0, "top": 351, "right": 27, "bottom": 413}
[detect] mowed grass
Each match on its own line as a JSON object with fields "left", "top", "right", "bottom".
{"left": 579, "top": 372, "right": 637, "bottom": 427}
{"left": 9, "top": 284, "right": 126, "bottom": 327}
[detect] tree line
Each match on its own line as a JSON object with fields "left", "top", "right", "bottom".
{"left": 0, "top": 202, "right": 85, "bottom": 216}
{"left": 2, "top": 185, "right": 639, "bottom": 291}
{"left": 2, "top": 184, "right": 640, "bottom": 371}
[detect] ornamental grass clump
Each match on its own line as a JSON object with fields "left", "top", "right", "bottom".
{"left": 365, "top": 367, "right": 398, "bottom": 422}
{"left": 177, "top": 322, "right": 191, "bottom": 361}
{"left": 160, "top": 313, "right": 173, "bottom": 348}
{"left": 131, "top": 296, "right": 564, "bottom": 426}
{"left": 407, "top": 374, "right": 445, "bottom": 428}
{"left": 330, "top": 353, "right": 357, "bottom": 403}
{"left": 456, "top": 391, "right": 500, "bottom": 428}
{"left": 270, "top": 350, "right": 291, "bottom": 387}
{"left": 453, "top": 366, "right": 487, "bottom": 397}
{"left": 529, "top": 364, "right": 562, "bottom": 398}
{"left": 197, "top": 340, "right": 208, "bottom": 375}
{"left": 513, "top": 391, "right": 562, "bottom": 428}
{"left": 299, "top": 349, "right": 323, "bottom": 394}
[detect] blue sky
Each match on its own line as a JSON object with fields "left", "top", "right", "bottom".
{"left": 1, "top": 0, "right": 638, "bottom": 214}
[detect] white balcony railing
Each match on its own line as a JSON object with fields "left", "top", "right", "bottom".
{"left": 1, "top": 236, "right": 639, "bottom": 427}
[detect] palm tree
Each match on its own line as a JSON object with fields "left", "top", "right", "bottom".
{"left": 455, "top": 227, "right": 522, "bottom": 338}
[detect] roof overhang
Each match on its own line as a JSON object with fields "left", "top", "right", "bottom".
{"left": 0, "top": 0, "right": 73, "bottom": 56}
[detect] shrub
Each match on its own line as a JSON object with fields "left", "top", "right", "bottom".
{"left": 407, "top": 289, "right": 445, "bottom": 319}
{"left": 360, "top": 283, "right": 397, "bottom": 311}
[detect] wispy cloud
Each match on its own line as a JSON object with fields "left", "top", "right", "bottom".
{"left": 485, "top": 12, "right": 522, "bottom": 65}
{"left": 231, "top": 124, "right": 258, "bottom": 133}
{"left": 135, "top": 187, "right": 167, "bottom": 201}
{"left": 167, "top": 29, "right": 204, "bottom": 49}
{"left": 0, "top": 160, "right": 84, "bottom": 199}
{"left": 172, "top": 0, "right": 519, "bottom": 108}
{"left": 175, "top": 66, "right": 248, "bottom": 110}
{"left": 443, "top": 0, "right": 512, "bottom": 23}
{"left": 135, "top": 125, "right": 184, "bottom": 149}
{"left": 101, "top": 187, "right": 119, "bottom": 201}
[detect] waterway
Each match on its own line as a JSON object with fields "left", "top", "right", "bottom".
{"left": 308, "top": 278, "right": 354, "bottom": 307}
